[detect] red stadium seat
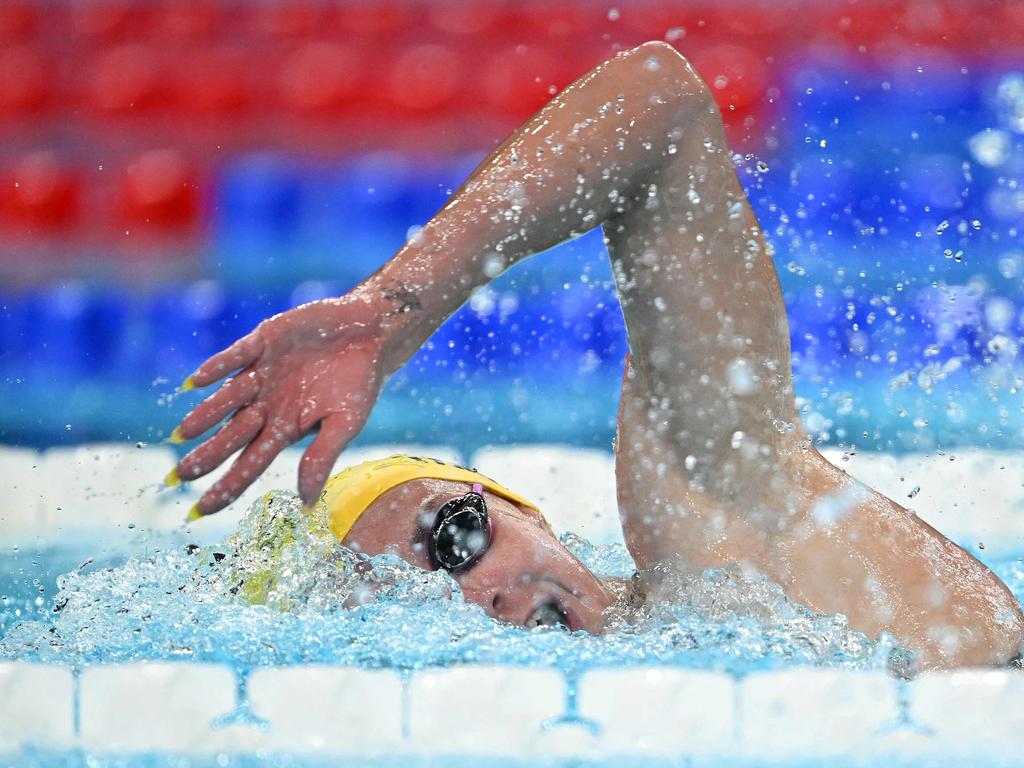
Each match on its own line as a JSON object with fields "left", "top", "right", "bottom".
{"left": 891, "top": 2, "right": 953, "bottom": 47}
{"left": 614, "top": 3, "right": 706, "bottom": 37}
{"left": 998, "top": 4, "right": 1024, "bottom": 48}
{"left": 278, "top": 42, "right": 361, "bottom": 115}
{"left": 69, "top": 1, "right": 152, "bottom": 41}
{"left": 117, "top": 150, "right": 198, "bottom": 230}
{"left": 511, "top": 2, "right": 604, "bottom": 41}
{"left": 712, "top": 1, "right": 804, "bottom": 38}
{"left": 0, "top": 2, "right": 36, "bottom": 42}
{"left": 150, "top": 0, "right": 221, "bottom": 40}
{"left": 478, "top": 44, "right": 578, "bottom": 117}
{"left": 388, "top": 44, "right": 462, "bottom": 113}
{"left": 689, "top": 44, "right": 767, "bottom": 112}
{"left": 88, "top": 44, "right": 168, "bottom": 115}
{"left": 0, "top": 47, "right": 51, "bottom": 117}
{"left": 1, "top": 152, "right": 80, "bottom": 231}
{"left": 176, "top": 48, "right": 252, "bottom": 117}
{"left": 426, "top": 1, "right": 508, "bottom": 35}
{"left": 249, "top": 2, "right": 328, "bottom": 37}
{"left": 815, "top": 4, "right": 901, "bottom": 49}
{"left": 334, "top": 1, "right": 410, "bottom": 36}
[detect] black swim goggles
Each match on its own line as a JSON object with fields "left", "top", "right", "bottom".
{"left": 424, "top": 483, "right": 571, "bottom": 630}
{"left": 427, "top": 483, "right": 491, "bottom": 573}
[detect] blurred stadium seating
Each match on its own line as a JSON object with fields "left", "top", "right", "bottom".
{"left": 0, "top": 0, "right": 1022, "bottom": 450}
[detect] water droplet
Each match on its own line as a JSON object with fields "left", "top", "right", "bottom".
{"left": 936, "top": 220, "right": 949, "bottom": 234}
{"left": 998, "top": 254, "right": 1020, "bottom": 278}
{"left": 968, "top": 128, "right": 1011, "bottom": 167}
{"left": 483, "top": 252, "right": 507, "bottom": 278}
{"left": 607, "top": 7, "right": 620, "bottom": 21}
{"left": 727, "top": 358, "right": 757, "bottom": 396}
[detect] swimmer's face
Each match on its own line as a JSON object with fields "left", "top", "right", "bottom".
{"left": 342, "top": 478, "right": 613, "bottom": 634}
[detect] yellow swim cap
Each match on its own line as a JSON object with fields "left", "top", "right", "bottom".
{"left": 322, "top": 454, "right": 539, "bottom": 542}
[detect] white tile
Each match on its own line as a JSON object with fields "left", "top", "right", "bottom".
{"left": 578, "top": 668, "right": 734, "bottom": 754}
{"left": 0, "top": 447, "right": 45, "bottom": 542}
{"left": 472, "top": 445, "right": 622, "bottom": 545}
{"left": 909, "top": 670, "right": 1024, "bottom": 753}
{"left": 40, "top": 444, "right": 179, "bottom": 534}
{"left": 23, "top": 444, "right": 1024, "bottom": 553}
{"left": 248, "top": 666, "right": 403, "bottom": 754}
{"left": 408, "top": 666, "right": 566, "bottom": 755}
{"left": 740, "top": 669, "right": 899, "bottom": 755}
{"left": 0, "top": 663, "right": 74, "bottom": 752}
{"left": 79, "top": 662, "right": 253, "bottom": 753}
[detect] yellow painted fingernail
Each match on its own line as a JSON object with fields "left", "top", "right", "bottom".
{"left": 168, "top": 427, "right": 186, "bottom": 445}
{"left": 186, "top": 505, "right": 203, "bottom": 522}
{"left": 164, "top": 467, "right": 180, "bottom": 488}
{"left": 180, "top": 376, "right": 196, "bottom": 392}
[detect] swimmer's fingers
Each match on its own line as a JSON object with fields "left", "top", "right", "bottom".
{"left": 192, "top": 426, "right": 287, "bottom": 517}
{"left": 297, "top": 411, "right": 360, "bottom": 507}
{"left": 186, "top": 333, "right": 264, "bottom": 390}
{"left": 176, "top": 407, "right": 265, "bottom": 483}
{"left": 177, "top": 371, "right": 260, "bottom": 441}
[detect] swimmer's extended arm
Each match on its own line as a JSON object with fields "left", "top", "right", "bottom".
{"left": 367, "top": 41, "right": 711, "bottom": 371}
{"left": 171, "top": 39, "right": 1024, "bottom": 671}
{"left": 173, "top": 40, "right": 724, "bottom": 515}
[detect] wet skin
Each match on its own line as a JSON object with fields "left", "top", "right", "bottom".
{"left": 174, "top": 41, "right": 1024, "bottom": 668}
{"left": 342, "top": 478, "right": 614, "bottom": 634}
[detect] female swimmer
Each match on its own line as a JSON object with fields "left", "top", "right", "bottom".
{"left": 168, "top": 41, "right": 1023, "bottom": 670}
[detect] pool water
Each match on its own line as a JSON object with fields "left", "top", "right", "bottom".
{"left": 5, "top": 754, "right": 1024, "bottom": 768}
{"left": 3, "top": 490, "right": 1021, "bottom": 677}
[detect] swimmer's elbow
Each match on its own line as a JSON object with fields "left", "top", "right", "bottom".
{"left": 955, "top": 586, "right": 1024, "bottom": 670}
{"left": 990, "top": 600, "right": 1024, "bottom": 667}
{"left": 618, "top": 41, "right": 712, "bottom": 105}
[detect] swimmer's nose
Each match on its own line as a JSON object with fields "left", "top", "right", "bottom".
{"left": 454, "top": 518, "right": 549, "bottom": 621}
{"left": 454, "top": 514, "right": 611, "bottom": 632}
{"left": 456, "top": 546, "right": 517, "bottom": 619}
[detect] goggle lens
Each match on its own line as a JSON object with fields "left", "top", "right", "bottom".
{"left": 429, "top": 492, "right": 490, "bottom": 572}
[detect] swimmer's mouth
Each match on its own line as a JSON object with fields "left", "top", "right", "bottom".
{"left": 524, "top": 599, "right": 571, "bottom": 630}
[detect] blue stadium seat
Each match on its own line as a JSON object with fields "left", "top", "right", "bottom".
{"left": 19, "top": 283, "right": 108, "bottom": 379}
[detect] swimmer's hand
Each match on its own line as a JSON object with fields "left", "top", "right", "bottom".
{"left": 169, "top": 295, "right": 385, "bottom": 517}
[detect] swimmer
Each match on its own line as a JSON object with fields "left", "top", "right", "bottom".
{"left": 169, "top": 42, "right": 1023, "bottom": 670}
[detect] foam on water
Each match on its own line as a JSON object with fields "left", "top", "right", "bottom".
{"left": 0, "top": 490, "right": 987, "bottom": 674}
